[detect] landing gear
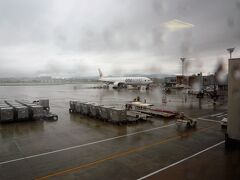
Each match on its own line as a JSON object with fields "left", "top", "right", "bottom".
{"left": 115, "top": 83, "right": 127, "bottom": 89}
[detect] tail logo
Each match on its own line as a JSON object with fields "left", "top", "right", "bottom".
{"left": 98, "top": 68, "right": 103, "bottom": 78}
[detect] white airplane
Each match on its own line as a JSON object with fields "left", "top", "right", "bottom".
{"left": 98, "top": 69, "right": 153, "bottom": 89}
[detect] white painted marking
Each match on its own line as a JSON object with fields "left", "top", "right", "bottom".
{"left": 138, "top": 141, "right": 225, "bottom": 180}
{"left": 0, "top": 123, "right": 176, "bottom": 166}
{"left": 210, "top": 112, "right": 225, "bottom": 117}
{"left": 217, "top": 114, "right": 227, "bottom": 118}
{"left": 197, "top": 118, "right": 221, "bottom": 123}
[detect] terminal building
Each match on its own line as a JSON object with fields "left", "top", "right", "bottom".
{"left": 165, "top": 73, "right": 227, "bottom": 91}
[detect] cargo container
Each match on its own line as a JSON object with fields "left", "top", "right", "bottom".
{"left": 5, "top": 100, "right": 29, "bottom": 120}
{"left": 89, "top": 103, "right": 103, "bottom": 118}
{"left": 1, "top": 99, "right": 57, "bottom": 122}
{"left": 0, "top": 101, "right": 8, "bottom": 108}
{"left": 75, "top": 102, "right": 82, "bottom": 113}
{"left": 75, "top": 102, "right": 81, "bottom": 113}
{"left": 16, "top": 100, "right": 33, "bottom": 105}
{"left": 29, "top": 105, "right": 44, "bottom": 119}
{"left": 75, "top": 102, "right": 88, "bottom": 114}
{"left": 5, "top": 100, "right": 21, "bottom": 106}
{"left": 14, "top": 106, "right": 29, "bottom": 120}
{"left": 109, "top": 107, "right": 127, "bottom": 123}
{"left": 0, "top": 107, "right": 14, "bottom": 122}
{"left": 16, "top": 100, "right": 44, "bottom": 119}
{"left": 69, "top": 101, "right": 77, "bottom": 113}
{"left": 81, "top": 102, "right": 92, "bottom": 115}
{"left": 0, "top": 104, "right": 9, "bottom": 108}
{"left": 98, "top": 105, "right": 115, "bottom": 120}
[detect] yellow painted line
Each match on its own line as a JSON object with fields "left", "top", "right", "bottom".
{"left": 35, "top": 125, "right": 217, "bottom": 180}
{"left": 0, "top": 123, "right": 176, "bottom": 166}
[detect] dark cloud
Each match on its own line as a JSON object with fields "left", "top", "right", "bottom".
{"left": 236, "top": 0, "right": 240, "bottom": 9}
{"left": 0, "top": 0, "right": 50, "bottom": 46}
{"left": 0, "top": 0, "right": 239, "bottom": 77}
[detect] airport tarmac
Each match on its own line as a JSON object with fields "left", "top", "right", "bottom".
{"left": 0, "top": 84, "right": 238, "bottom": 180}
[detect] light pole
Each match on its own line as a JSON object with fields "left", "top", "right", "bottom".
{"left": 227, "top": 48, "right": 235, "bottom": 59}
{"left": 180, "top": 58, "right": 186, "bottom": 76}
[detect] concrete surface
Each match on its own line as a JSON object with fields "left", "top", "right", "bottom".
{"left": 0, "top": 84, "right": 236, "bottom": 180}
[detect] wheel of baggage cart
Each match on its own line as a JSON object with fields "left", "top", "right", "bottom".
{"left": 186, "top": 122, "right": 191, "bottom": 128}
{"left": 193, "top": 121, "right": 197, "bottom": 128}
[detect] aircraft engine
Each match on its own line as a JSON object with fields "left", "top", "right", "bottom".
{"left": 113, "top": 82, "right": 126, "bottom": 89}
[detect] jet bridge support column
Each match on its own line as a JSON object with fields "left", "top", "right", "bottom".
{"left": 226, "top": 58, "right": 240, "bottom": 147}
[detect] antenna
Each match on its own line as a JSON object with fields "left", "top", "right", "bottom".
{"left": 227, "top": 48, "right": 235, "bottom": 59}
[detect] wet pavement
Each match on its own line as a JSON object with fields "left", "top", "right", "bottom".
{"left": 147, "top": 142, "right": 240, "bottom": 180}
{"left": 0, "top": 84, "right": 236, "bottom": 180}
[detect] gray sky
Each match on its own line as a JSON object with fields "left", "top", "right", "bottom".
{"left": 0, "top": 0, "right": 239, "bottom": 77}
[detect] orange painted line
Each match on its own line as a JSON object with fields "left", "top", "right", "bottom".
{"left": 35, "top": 125, "right": 217, "bottom": 180}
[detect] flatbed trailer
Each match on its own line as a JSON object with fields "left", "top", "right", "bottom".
{"left": 138, "top": 109, "right": 176, "bottom": 118}
{"left": 125, "top": 101, "right": 177, "bottom": 118}
{"left": 43, "top": 112, "right": 58, "bottom": 121}
{"left": 126, "top": 110, "right": 151, "bottom": 122}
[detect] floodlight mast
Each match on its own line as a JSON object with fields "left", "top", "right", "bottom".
{"left": 180, "top": 58, "right": 186, "bottom": 76}
{"left": 227, "top": 48, "right": 235, "bottom": 59}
